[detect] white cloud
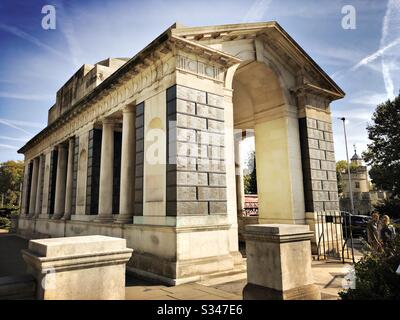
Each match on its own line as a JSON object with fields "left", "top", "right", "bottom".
{"left": 0, "top": 143, "right": 18, "bottom": 150}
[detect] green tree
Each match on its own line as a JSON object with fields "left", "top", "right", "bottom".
{"left": 336, "top": 160, "right": 359, "bottom": 194}
{"left": 0, "top": 160, "right": 24, "bottom": 207}
{"left": 244, "top": 151, "right": 257, "bottom": 194}
{"left": 363, "top": 93, "right": 400, "bottom": 196}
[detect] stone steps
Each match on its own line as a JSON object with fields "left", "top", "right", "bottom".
{"left": 195, "top": 264, "right": 247, "bottom": 286}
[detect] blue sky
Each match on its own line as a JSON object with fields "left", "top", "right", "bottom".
{"left": 0, "top": 0, "right": 399, "bottom": 165}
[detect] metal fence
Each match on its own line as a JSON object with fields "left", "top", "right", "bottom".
{"left": 316, "top": 211, "right": 355, "bottom": 263}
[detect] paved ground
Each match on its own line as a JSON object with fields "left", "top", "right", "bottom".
{"left": 0, "top": 233, "right": 29, "bottom": 277}
{"left": 0, "top": 233, "right": 358, "bottom": 300}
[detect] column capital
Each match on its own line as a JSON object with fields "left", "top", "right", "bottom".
{"left": 122, "top": 103, "right": 136, "bottom": 114}
{"left": 102, "top": 118, "right": 116, "bottom": 125}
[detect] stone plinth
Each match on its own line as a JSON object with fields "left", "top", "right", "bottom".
{"left": 21, "top": 235, "right": 133, "bottom": 300}
{"left": 243, "top": 224, "right": 320, "bottom": 300}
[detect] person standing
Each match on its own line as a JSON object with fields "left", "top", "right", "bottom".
{"left": 380, "top": 215, "right": 396, "bottom": 249}
{"left": 367, "top": 212, "right": 381, "bottom": 251}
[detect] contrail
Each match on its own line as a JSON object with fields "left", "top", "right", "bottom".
{"left": 0, "top": 24, "right": 72, "bottom": 64}
{"left": 379, "top": 0, "right": 400, "bottom": 100}
{"left": 242, "top": 0, "right": 272, "bottom": 22}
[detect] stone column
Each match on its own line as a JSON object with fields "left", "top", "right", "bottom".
{"left": 21, "top": 162, "right": 30, "bottom": 215}
{"left": 63, "top": 138, "right": 75, "bottom": 220}
{"left": 116, "top": 106, "right": 136, "bottom": 224}
{"left": 53, "top": 144, "right": 68, "bottom": 219}
{"left": 28, "top": 158, "right": 39, "bottom": 218}
{"left": 234, "top": 134, "right": 245, "bottom": 215}
{"left": 95, "top": 119, "right": 114, "bottom": 222}
{"left": 243, "top": 224, "right": 320, "bottom": 300}
{"left": 254, "top": 105, "right": 305, "bottom": 224}
{"left": 34, "top": 155, "right": 44, "bottom": 217}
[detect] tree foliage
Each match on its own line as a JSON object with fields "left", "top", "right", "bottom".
{"left": 339, "top": 235, "right": 400, "bottom": 300}
{"left": 336, "top": 160, "right": 359, "bottom": 194}
{"left": 0, "top": 160, "right": 24, "bottom": 207}
{"left": 244, "top": 151, "right": 257, "bottom": 194}
{"left": 363, "top": 94, "right": 400, "bottom": 196}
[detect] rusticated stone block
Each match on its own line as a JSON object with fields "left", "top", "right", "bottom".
{"left": 176, "top": 128, "right": 196, "bottom": 143}
{"left": 307, "top": 128, "right": 324, "bottom": 140}
{"left": 309, "top": 149, "right": 325, "bottom": 160}
{"left": 207, "top": 93, "right": 224, "bottom": 108}
{"left": 174, "top": 156, "right": 197, "bottom": 171}
{"left": 208, "top": 145, "right": 225, "bottom": 160}
{"left": 310, "top": 169, "right": 327, "bottom": 180}
{"left": 197, "top": 131, "right": 225, "bottom": 146}
{"left": 320, "top": 160, "right": 335, "bottom": 171}
{"left": 176, "top": 114, "right": 207, "bottom": 130}
{"left": 198, "top": 187, "right": 227, "bottom": 201}
{"left": 306, "top": 118, "right": 317, "bottom": 129}
{"left": 168, "top": 201, "right": 208, "bottom": 215}
{"left": 307, "top": 138, "right": 319, "bottom": 149}
{"left": 327, "top": 171, "right": 337, "bottom": 181}
{"left": 312, "top": 191, "right": 330, "bottom": 201}
{"left": 177, "top": 99, "right": 196, "bottom": 114}
{"left": 325, "top": 151, "right": 335, "bottom": 161}
{"left": 329, "top": 191, "right": 339, "bottom": 201}
{"left": 176, "top": 142, "right": 207, "bottom": 158}
{"left": 197, "top": 158, "right": 226, "bottom": 173}
{"left": 208, "top": 173, "right": 226, "bottom": 186}
{"left": 209, "top": 201, "right": 227, "bottom": 214}
{"left": 207, "top": 119, "right": 225, "bottom": 133}
{"left": 322, "top": 181, "right": 337, "bottom": 191}
{"left": 197, "top": 104, "right": 224, "bottom": 121}
{"left": 176, "top": 86, "right": 207, "bottom": 104}
{"left": 324, "top": 132, "right": 334, "bottom": 142}
{"left": 167, "top": 187, "right": 197, "bottom": 201}
{"left": 324, "top": 201, "right": 339, "bottom": 210}
{"left": 176, "top": 172, "right": 208, "bottom": 186}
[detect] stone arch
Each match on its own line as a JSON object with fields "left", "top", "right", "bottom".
{"left": 230, "top": 56, "right": 306, "bottom": 226}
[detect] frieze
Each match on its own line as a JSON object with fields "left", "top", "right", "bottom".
{"left": 25, "top": 53, "right": 176, "bottom": 160}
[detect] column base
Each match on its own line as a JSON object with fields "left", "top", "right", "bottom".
{"left": 114, "top": 215, "right": 133, "bottom": 224}
{"left": 94, "top": 215, "right": 114, "bottom": 223}
{"left": 243, "top": 283, "right": 321, "bottom": 300}
{"left": 51, "top": 214, "right": 63, "bottom": 220}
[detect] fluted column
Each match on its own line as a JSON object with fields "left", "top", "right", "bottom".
{"left": 28, "top": 158, "right": 39, "bottom": 218}
{"left": 34, "top": 155, "right": 44, "bottom": 217}
{"left": 53, "top": 144, "right": 68, "bottom": 219}
{"left": 116, "top": 106, "right": 136, "bottom": 223}
{"left": 95, "top": 119, "right": 115, "bottom": 222}
{"left": 63, "top": 138, "right": 75, "bottom": 220}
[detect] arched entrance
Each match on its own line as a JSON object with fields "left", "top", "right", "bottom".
{"left": 231, "top": 60, "right": 306, "bottom": 232}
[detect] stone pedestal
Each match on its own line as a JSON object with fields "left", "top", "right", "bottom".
{"left": 243, "top": 224, "right": 320, "bottom": 300}
{"left": 21, "top": 235, "right": 133, "bottom": 300}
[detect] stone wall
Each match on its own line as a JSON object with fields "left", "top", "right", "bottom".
{"left": 299, "top": 116, "right": 339, "bottom": 212}
{"left": 165, "top": 85, "right": 227, "bottom": 216}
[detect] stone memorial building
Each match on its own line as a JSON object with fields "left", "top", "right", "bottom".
{"left": 17, "top": 22, "right": 344, "bottom": 284}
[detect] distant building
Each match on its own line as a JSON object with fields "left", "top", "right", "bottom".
{"left": 340, "top": 147, "right": 390, "bottom": 215}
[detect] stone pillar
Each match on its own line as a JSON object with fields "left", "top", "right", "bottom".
{"left": 298, "top": 95, "right": 339, "bottom": 254}
{"left": 28, "top": 158, "right": 39, "bottom": 218}
{"left": 63, "top": 138, "right": 75, "bottom": 220}
{"left": 116, "top": 106, "right": 136, "bottom": 223}
{"left": 53, "top": 144, "right": 68, "bottom": 219}
{"left": 95, "top": 119, "right": 114, "bottom": 222}
{"left": 243, "top": 224, "right": 320, "bottom": 300}
{"left": 254, "top": 105, "right": 305, "bottom": 224}
{"left": 34, "top": 155, "right": 44, "bottom": 217}
{"left": 234, "top": 134, "right": 245, "bottom": 215}
{"left": 21, "top": 235, "right": 133, "bottom": 300}
{"left": 20, "top": 162, "right": 30, "bottom": 215}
